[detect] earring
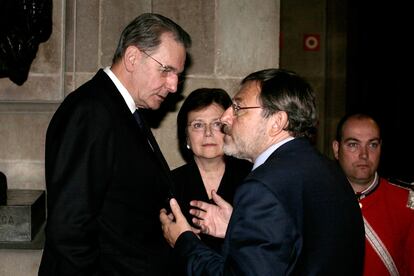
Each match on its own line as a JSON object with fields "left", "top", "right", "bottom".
{"left": 186, "top": 144, "right": 190, "bottom": 149}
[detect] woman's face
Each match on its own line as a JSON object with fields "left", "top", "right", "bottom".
{"left": 186, "top": 103, "right": 226, "bottom": 160}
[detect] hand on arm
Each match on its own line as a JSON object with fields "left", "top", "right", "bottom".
{"left": 189, "top": 190, "right": 233, "bottom": 238}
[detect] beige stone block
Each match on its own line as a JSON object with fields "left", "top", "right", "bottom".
{"left": 100, "top": 0, "right": 151, "bottom": 67}
{"left": 0, "top": 106, "right": 52, "bottom": 189}
{"left": 64, "top": 72, "right": 75, "bottom": 95}
{"left": 74, "top": 0, "right": 100, "bottom": 72}
{"left": 32, "top": 35, "right": 62, "bottom": 75}
{"left": 216, "top": 0, "right": 280, "bottom": 77}
{"left": 64, "top": 72, "right": 96, "bottom": 95}
{"left": 0, "top": 111, "right": 52, "bottom": 160}
{"left": 181, "top": 77, "right": 242, "bottom": 98}
{"left": 0, "top": 75, "right": 64, "bottom": 102}
{"left": 0, "top": 249, "right": 42, "bottom": 276}
{"left": 73, "top": 72, "right": 96, "bottom": 90}
{"left": 65, "top": 0, "right": 75, "bottom": 72}
{"left": 0, "top": 161, "right": 45, "bottom": 190}
{"left": 154, "top": 0, "right": 216, "bottom": 75}
{"left": 153, "top": 111, "right": 183, "bottom": 169}
{"left": 31, "top": 0, "right": 64, "bottom": 74}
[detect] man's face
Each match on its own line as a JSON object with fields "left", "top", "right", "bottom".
{"left": 332, "top": 117, "right": 381, "bottom": 188}
{"left": 220, "top": 81, "right": 267, "bottom": 162}
{"left": 132, "top": 32, "right": 186, "bottom": 110}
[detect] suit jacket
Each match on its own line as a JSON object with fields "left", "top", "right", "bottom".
{"left": 39, "top": 69, "right": 173, "bottom": 276}
{"left": 174, "top": 138, "right": 365, "bottom": 276}
{"left": 172, "top": 156, "right": 252, "bottom": 252}
{"left": 171, "top": 157, "right": 252, "bottom": 276}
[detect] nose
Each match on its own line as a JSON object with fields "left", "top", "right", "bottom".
{"left": 204, "top": 124, "right": 213, "bottom": 136}
{"left": 221, "top": 106, "right": 233, "bottom": 122}
{"left": 359, "top": 146, "right": 368, "bottom": 159}
{"left": 165, "top": 74, "right": 179, "bottom": 93}
{"left": 220, "top": 107, "right": 233, "bottom": 133}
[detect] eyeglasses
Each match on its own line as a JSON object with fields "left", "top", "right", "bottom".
{"left": 141, "top": 50, "right": 178, "bottom": 78}
{"left": 188, "top": 120, "right": 223, "bottom": 132}
{"left": 231, "top": 103, "right": 262, "bottom": 116}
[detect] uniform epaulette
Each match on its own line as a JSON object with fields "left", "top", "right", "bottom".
{"left": 387, "top": 178, "right": 414, "bottom": 191}
{"left": 387, "top": 178, "right": 414, "bottom": 210}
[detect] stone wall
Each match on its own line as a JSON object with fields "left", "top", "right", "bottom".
{"left": 0, "top": 0, "right": 280, "bottom": 274}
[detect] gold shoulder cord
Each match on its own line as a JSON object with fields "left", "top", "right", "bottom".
{"left": 387, "top": 178, "right": 414, "bottom": 210}
{"left": 407, "top": 189, "right": 414, "bottom": 210}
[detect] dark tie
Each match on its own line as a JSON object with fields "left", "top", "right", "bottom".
{"left": 133, "top": 110, "right": 155, "bottom": 151}
{"left": 133, "top": 109, "right": 145, "bottom": 129}
{"left": 133, "top": 109, "right": 175, "bottom": 199}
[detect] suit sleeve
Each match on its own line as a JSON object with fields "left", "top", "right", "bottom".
{"left": 175, "top": 180, "right": 300, "bottom": 276}
{"left": 44, "top": 103, "right": 114, "bottom": 275}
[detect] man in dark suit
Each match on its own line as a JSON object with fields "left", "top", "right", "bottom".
{"left": 39, "top": 13, "right": 191, "bottom": 275}
{"left": 160, "top": 69, "right": 365, "bottom": 275}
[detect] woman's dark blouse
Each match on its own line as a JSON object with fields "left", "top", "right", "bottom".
{"left": 172, "top": 156, "right": 252, "bottom": 252}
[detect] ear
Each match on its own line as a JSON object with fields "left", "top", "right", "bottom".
{"left": 124, "top": 46, "right": 139, "bottom": 72}
{"left": 269, "top": 111, "right": 288, "bottom": 136}
{"left": 332, "top": 140, "right": 339, "bottom": 160}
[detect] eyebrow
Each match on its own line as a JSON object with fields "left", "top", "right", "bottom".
{"left": 143, "top": 50, "right": 181, "bottom": 74}
{"left": 232, "top": 96, "right": 243, "bottom": 103}
{"left": 161, "top": 58, "right": 181, "bottom": 74}
{"left": 165, "top": 64, "right": 178, "bottom": 72}
{"left": 190, "top": 118, "right": 221, "bottom": 122}
{"left": 343, "top": 137, "right": 381, "bottom": 143}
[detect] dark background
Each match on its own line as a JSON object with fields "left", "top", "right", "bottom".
{"left": 346, "top": 3, "right": 412, "bottom": 181}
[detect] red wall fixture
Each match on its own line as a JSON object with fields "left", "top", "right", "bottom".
{"left": 303, "top": 34, "right": 320, "bottom": 51}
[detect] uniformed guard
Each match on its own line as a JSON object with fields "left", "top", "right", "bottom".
{"left": 332, "top": 113, "right": 414, "bottom": 276}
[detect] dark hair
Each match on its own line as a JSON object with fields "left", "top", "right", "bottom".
{"left": 242, "top": 68, "right": 318, "bottom": 138}
{"left": 177, "top": 88, "right": 232, "bottom": 161}
{"left": 335, "top": 113, "right": 381, "bottom": 142}
{"left": 112, "top": 13, "right": 191, "bottom": 64}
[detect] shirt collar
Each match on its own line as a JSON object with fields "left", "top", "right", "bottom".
{"left": 103, "top": 66, "right": 136, "bottom": 114}
{"left": 354, "top": 172, "right": 379, "bottom": 201}
{"left": 252, "top": 136, "right": 295, "bottom": 170}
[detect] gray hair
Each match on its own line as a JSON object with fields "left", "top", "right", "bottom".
{"left": 112, "top": 13, "right": 191, "bottom": 64}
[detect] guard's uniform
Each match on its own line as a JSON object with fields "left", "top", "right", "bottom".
{"left": 358, "top": 177, "right": 414, "bottom": 276}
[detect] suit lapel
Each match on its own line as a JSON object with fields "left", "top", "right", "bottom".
{"left": 133, "top": 109, "right": 176, "bottom": 198}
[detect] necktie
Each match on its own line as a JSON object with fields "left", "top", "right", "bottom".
{"left": 133, "top": 109, "right": 175, "bottom": 199}
{"left": 133, "top": 110, "right": 155, "bottom": 151}
{"left": 133, "top": 109, "right": 145, "bottom": 129}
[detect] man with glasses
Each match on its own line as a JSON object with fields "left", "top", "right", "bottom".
{"left": 160, "top": 68, "right": 365, "bottom": 275}
{"left": 39, "top": 13, "right": 191, "bottom": 275}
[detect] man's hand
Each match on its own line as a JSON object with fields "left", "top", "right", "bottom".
{"left": 189, "top": 190, "right": 233, "bottom": 238}
{"left": 160, "top": 198, "right": 193, "bottom": 248}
